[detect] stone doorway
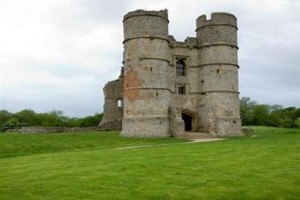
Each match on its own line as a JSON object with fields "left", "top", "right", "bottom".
{"left": 182, "top": 113, "right": 192, "bottom": 131}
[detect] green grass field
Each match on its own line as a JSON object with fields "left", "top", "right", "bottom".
{"left": 0, "top": 127, "right": 299, "bottom": 200}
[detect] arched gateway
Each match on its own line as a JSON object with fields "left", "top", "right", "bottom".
{"left": 181, "top": 110, "right": 196, "bottom": 132}
{"left": 182, "top": 113, "right": 192, "bottom": 131}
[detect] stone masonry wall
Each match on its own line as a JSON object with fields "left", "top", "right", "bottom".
{"left": 196, "top": 12, "right": 241, "bottom": 136}
{"left": 98, "top": 69, "right": 123, "bottom": 130}
{"left": 122, "top": 9, "right": 171, "bottom": 137}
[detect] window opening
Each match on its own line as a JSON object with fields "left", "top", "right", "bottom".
{"left": 117, "top": 100, "right": 122, "bottom": 107}
{"left": 176, "top": 58, "right": 186, "bottom": 76}
{"left": 178, "top": 86, "right": 186, "bottom": 95}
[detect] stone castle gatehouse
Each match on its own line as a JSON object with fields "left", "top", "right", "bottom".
{"left": 99, "top": 9, "right": 242, "bottom": 137}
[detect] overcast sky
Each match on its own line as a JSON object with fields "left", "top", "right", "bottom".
{"left": 0, "top": 0, "right": 299, "bottom": 117}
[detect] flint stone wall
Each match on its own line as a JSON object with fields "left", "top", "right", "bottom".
{"left": 19, "top": 126, "right": 102, "bottom": 134}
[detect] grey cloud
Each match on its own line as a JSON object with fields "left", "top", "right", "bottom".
{"left": 79, "top": 0, "right": 130, "bottom": 23}
{"left": 1, "top": 0, "right": 300, "bottom": 117}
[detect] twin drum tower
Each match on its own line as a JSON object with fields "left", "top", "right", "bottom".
{"left": 100, "top": 9, "right": 242, "bottom": 137}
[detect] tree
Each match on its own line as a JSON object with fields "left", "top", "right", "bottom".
{"left": 0, "top": 117, "right": 21, "bottom": 132}
{"left": 279, "top": 117, "right": 294, "bottom": 128}
{"left": 251, "top": 104, "right": 271, "bottom": 125}
{"left": 239, "top": 97, "right": 257, "bottom": 125}
{"left": 15, "top": 109, "right": 37, "bottom": 126}
{"left": 295, "top": 118, "right": 300, "bottom": 128}
{"left": 0, "top": 110, "right": 13, "bottom": 126}
{"left": 39, "top": 110, "right": 66, "bottom": 127}
{"left": 79, "top": 113, "right": 103, "bottom": 127}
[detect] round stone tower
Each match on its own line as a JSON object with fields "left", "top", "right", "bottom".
{"left": 121, "top": 10, "right": 171, "bottom": 137}
{"left": 196, "top": 12, "right": 242, "bottom": 136}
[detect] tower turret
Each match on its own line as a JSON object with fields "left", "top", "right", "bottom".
{"left": 196, "top": 13, "right": 242, "bottom": 136}
{"left": 121, "top": 10, "right": 171, "bottom": 137}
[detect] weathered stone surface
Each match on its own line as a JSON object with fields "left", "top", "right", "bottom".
{"left": 20, "top": 126, "right": 65, "bottom": 133}
{"left": 169, "top": 107, "right": 184, "bottom": 137}
{"left": 100, "top": 9, "right": 243, "bottom": 137}
{"left": 98, "top": 68, "right": 123, "bottom": 130}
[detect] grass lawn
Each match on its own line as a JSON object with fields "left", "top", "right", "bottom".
{"left": 0, "top": 127, "right": 299, "bottom": 199}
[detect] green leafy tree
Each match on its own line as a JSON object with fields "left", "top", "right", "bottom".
{"left": 0, "top": 110, "right": 13, "bottom": 126}
{"left": 0, "top": 117, "right": 21, "bottom": 132}
{"left": 65, "top": 117, "right": 82, "bottom": 127}
{"left": 239, "top": 97, "right": 257, "bottom": 125}
{"left": 15, "top": 109, "right": 38, "bottom": 126}
{"left": 279, "top": 117, "right": 294, "bottom": 128}
{"left": 251, "top": 104, "right": 271, "bottom": 125}
{"left": 295, "top": 118, "right": 300, "bottom": 128}
{"left": 39, "top": 110, "right": 66, "bottom": 127}
{"left": 79, "top": 113, "right": 103, "bottom": 127}
{"left": 239, "top": 97, "right": 300, "bottom": 127}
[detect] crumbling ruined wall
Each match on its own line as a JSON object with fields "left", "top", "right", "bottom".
{"left": 98, "top": 69, "right": 123, "bottom": 130}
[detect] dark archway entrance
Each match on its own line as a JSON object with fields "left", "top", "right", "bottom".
{"left": 182, "top": 113, "right": 192, "bottom": 131}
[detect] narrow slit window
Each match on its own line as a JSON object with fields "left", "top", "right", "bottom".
{"left": 176, "top": 59, "right": 186, "bottom": 76}
{"left": 117, "top": 100, "right": 122, "bottom": 107}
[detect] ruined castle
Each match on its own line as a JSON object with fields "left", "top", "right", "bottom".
{"left": 99, "top": 9, "right": 242, "bottom": 137}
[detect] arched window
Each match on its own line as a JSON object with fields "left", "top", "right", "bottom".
{"left": 176, "top": 59, "right": 186, "bottom": 76}
{"left": 117, "top": 100, "right": 122, "bottom": 108}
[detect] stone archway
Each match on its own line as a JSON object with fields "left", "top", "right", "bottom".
{"left": 182, "top": 113, "right": 192, "bottom": 131}
{"left": 181, "top": 109, "right": 197, "bottom": 132}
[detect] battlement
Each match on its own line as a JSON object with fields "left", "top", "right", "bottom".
{"left": 123, "top": 9, "right": 169, "bottom": 22}
{"left": 123, "top": 9, "right": 169, "bottom": 42}
{"left": 196, "top": 12, "right": 237, "bottom": 30}
{"left": 168, "top": 36, "right": 197, "bottom": 49}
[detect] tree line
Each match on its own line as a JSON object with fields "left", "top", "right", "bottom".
{"left": 240, "top": 97, "right": 300, "bottom": 128}
{"left": 1, "top": 97, "right": 300, "bottom": 132}
{"left": 0, "top": 109, "right": 103, "bottom": 132}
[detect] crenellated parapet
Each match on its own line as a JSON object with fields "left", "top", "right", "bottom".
{"left": 168, "top": 36, "right": 197, "bottom": 49}
{"left": 196, "top": 12, "right": 237, "bottom": 29}
{"left": 123, "top": 9, "right": 168, "bottom": 21}
{"left": 196, "top": 12, "right": 238, "bottom": 48}
{"left": 123, "top": 9, "right": 169, "bottom": 43}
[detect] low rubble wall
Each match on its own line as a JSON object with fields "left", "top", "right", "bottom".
{"left": 19, "top": 126, "right": 101, "bottom": 134}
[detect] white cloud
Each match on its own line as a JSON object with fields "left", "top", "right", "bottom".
{"left": 0, "top": 0, "right": 124, "bottom": 116}
{"left": 1, "top": 0, "right": 300, "bottom": 117}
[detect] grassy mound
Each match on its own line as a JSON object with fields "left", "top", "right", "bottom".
{"left": 0, "top": 127, "right": 299, "bottom": 199}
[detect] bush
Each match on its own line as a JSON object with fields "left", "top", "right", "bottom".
{"left": 0, "top": 109, "right": 104, "bottom": 131}
{"left": 295, "top": 118, "right": 300, "bottom": 128}
{"left": 0, "top": 117, "right": 21, "bottom": 132}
